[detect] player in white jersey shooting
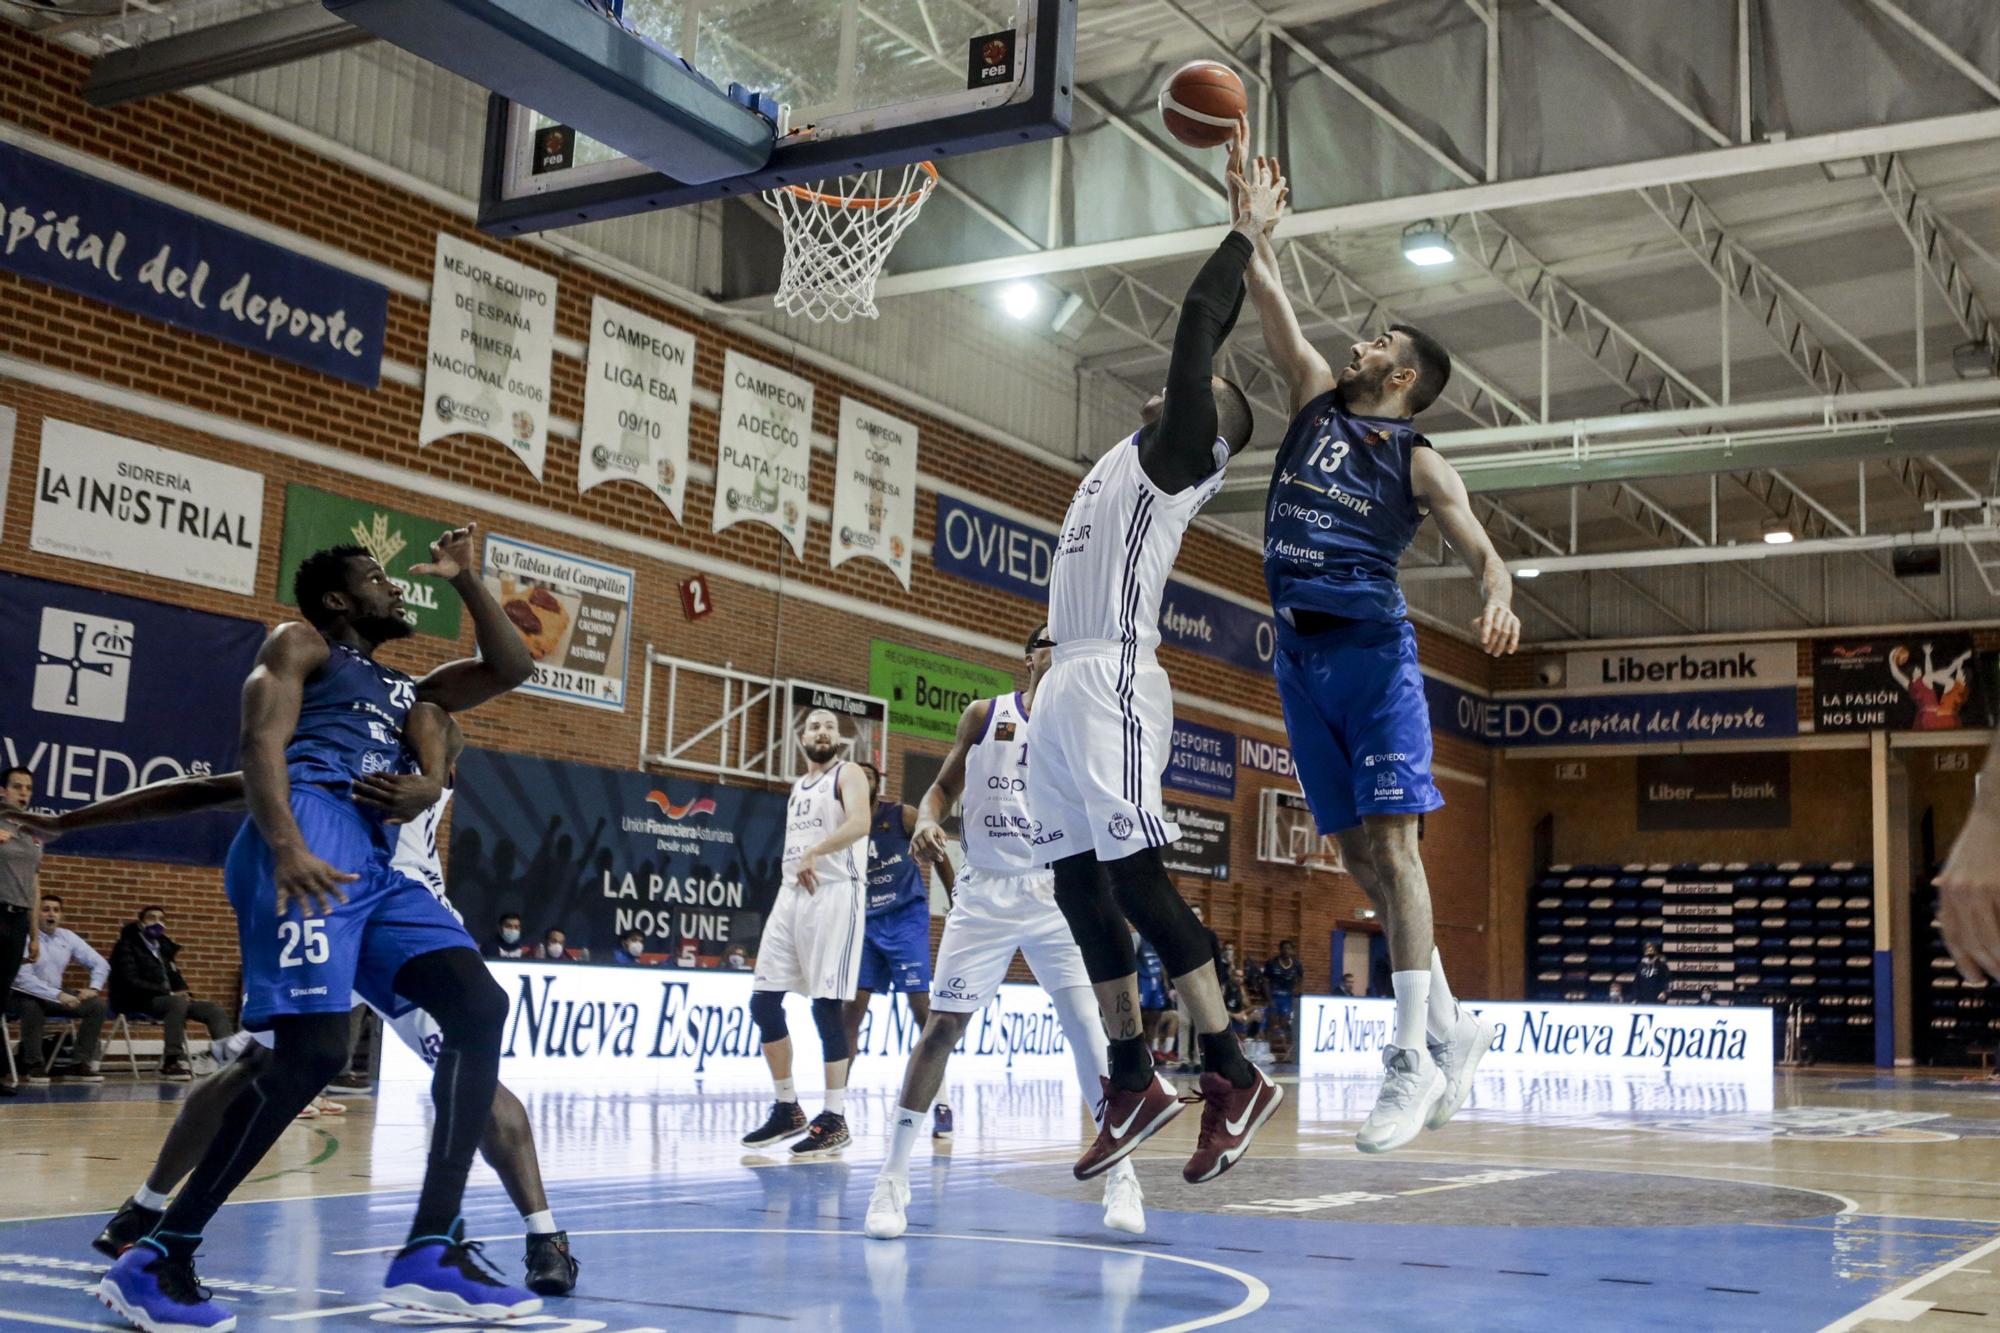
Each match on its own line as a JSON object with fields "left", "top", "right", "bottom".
{"left": 863, "top": 624, "right": 1144, "bottom": 1241}
{"left": 1030, "top": 156, "right": 1286, "bottom": 1186}
{"left": 741, "top": 708, "right": 874, "bottom": 1158}
{"left": 1, "top": 703, "right": 580, "bottom": 1297}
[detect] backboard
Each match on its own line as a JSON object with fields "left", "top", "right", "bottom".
{"left": 478, "top": 0, "right": 1074, "bottom": 236}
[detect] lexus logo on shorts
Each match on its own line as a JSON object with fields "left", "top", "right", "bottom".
{"left": 33, "top": 608, "right": 134, "bottom": 723}
{"left": 1109, "top": 814, "right": 1134, "bottom": 841}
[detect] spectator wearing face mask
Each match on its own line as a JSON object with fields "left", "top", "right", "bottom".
{"left": 109, "top": 905, "right": 237, "bottom": 1080}
{"left": 539, "top": 928, "right": 586, "bottom": 962}
{"left": 612, "top": 932, "right": 653, "bottom": 966}
{"left": 723, "top": 945, "right": 752, "bottom": 972}
{"left": 486, "top": 914, "right": 527, "bottom": 960}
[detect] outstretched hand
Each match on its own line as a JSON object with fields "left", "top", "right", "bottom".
{"left": 1226, "top": 115, "right": 1287, "bottom": 237}
{"left": 410, "top": 522, "right": 478, "bottom": 581}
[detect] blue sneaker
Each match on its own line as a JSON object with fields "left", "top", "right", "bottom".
{"left": 931, "top": 1103, "right": 954, "bottom": 1142}
{"left": 96, "top": 1236, "right": 237, "bottom": 1332}
{"left": 383, "top": 1221, "right": 541, "bottom": 1319}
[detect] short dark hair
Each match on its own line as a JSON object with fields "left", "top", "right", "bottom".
{"left": 1024, "top": 623, "right": 1049, "bottom": 654}
{"left": 499, "top": 913, "right": 521, "bottom": 925}
{"left": 857, "top": 760, "right": 882, "bottom": 800}
{"left": 1280, "top": 938, "right": 1295, "bottom": 949}
{"left": 41, "top": 892, "right": 62, "bottom": 906}
{"left": 544, "top": 926, "right": 565, "bottom": 940}
{"left": 293, "top": 544, "right": 370, "bottom": 628}
{"left": 1214, "top": 376, "right": 1254, "bottom": 452}
{"left": 1389, "top": 324, "right": 1452, "bottom": 416}
{"left": 2, "top": 766, "right": 30, "bottom": 787}
{"left": 139, "top": 904, "right": 168, "bottom": 920}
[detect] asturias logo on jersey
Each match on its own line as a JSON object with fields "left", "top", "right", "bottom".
{"left": 645, "top": 792, "right": 718, "bottom": 820}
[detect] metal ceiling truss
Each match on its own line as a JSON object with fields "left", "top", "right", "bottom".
{"left": 1868, "top": 153, "right": 1999, "bottom": 375}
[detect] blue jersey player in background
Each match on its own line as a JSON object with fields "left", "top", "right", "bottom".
{"left": 844, "top": 763, "right": 955, "bottom": 1096}
{"left": 100, "top": 524, "right": 537, "bottom": 1333}
{"left": 1226, "top": 120, "right": 1520, "bottom": 1159}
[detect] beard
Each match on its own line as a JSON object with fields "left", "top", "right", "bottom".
{"left": 353, "top": 611, "right": 414, "bottom": 645}
{"left": 1334, "top": 358, "right": 1393, "bottom": 408}
{"left": 804, "top": 739, "right": 841, "bottom": 764}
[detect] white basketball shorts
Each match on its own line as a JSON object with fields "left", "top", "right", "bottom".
{"left": 1026, "top": 643, "right": 1181, "bottom": 862}
{"left": 229, "top": 997, "right": 444, "bottom": 1064}
{"left": 753, "top": 880, "right": 866, "bottom": 1000}
{"left": 931, "top": 866, "right": 1092, "bottom": 1013}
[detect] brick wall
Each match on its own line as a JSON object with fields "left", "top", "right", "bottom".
{"left": 1, "top": 34, "right": 1504, "bottom": 1009}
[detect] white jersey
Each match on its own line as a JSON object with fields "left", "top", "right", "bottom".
{"left": 390, "top": 786, "right": 451, "bottom": 901}
{"left": 960, "top": 692, "right": 1039, "bottom": 874}
{"left": 1047, "top": 434, "right": 1228, "bottom": 655}
{"left": 782, "top": 761, "right": 864, "bottom": 891}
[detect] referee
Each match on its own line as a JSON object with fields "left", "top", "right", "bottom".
{"left": 0, "top": 767, "right": 47, "bottom": 1096}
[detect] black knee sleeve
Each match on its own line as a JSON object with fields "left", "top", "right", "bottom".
{"left": 811, "top": 997, "right": 849, "bottom": 1062}
{"left": 1103, "top": 849, "right": 1211, "bottom": 978}
{"left": 269, "top": 1013, "right": 353, "bottom": 1090}
{"left": 394, "top": 948, "right": 506, "bottom": 1057}
{"left": 750, "top": 989, "right": 788, "bottom": 1043}
{"left": 1052, "top": 853, "right": 1139, "bottom": 983}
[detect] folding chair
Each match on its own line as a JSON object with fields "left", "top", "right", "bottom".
{"left": 110, "top": 1011, "right": 166, "bottom": 1081}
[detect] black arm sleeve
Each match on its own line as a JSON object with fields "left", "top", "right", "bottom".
{"left": 1138, "top": 229, "right": 1254, "bottom": 494}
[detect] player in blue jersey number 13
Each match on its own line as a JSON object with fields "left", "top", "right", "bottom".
{"left": 1228, "top": 117, "right": 1520, "bottom": 1155}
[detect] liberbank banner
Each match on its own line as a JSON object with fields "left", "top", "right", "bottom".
{"left": 382, "top": 962, "right": 1082, "bottom": 1087}
{"left": 1303, "top": 997, "right": 1773, "bottom": 1088}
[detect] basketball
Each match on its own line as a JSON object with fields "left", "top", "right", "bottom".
{"left": 1159, "top": 60, "right": 1246, "bottom": 148}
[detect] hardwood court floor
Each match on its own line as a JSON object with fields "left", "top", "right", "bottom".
{"left": 1, "top": 1064, "right": 1997, "bottom": 1330}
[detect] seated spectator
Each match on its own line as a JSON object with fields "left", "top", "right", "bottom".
{"left": 1264, "top": 939, "right": 1304, "bottom": 1062}
{"left": 1338, "top": 972, "right": 1357, "bottom": 997}
{"left": 539, "top": 928, "right": 585, "bottom": 962}
{"left": 486, "top": 913, "right": 528, "bottom": 959}
{"left": 612, "top": 931, "right": 653, "bottom": 966}
{"left": 1607, "top": 981, "right": 1630, "bottom": 1004}
{"left": 722, "top": 944, "right": 752, "bottom": 972}
{"left": 11, "top": 894, "right": 107, "bottom": 1083}
{"left": 1223, "top": 962, "right": 1247, "bottom": 1034}
{"left": 109, "top": 905, "right": 236, "bottom": 1080}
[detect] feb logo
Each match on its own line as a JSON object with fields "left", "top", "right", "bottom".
{"left": 512, "top": 410, "right": 535, "bottom": 440}
{"left": 1108, "top": 814, "right": 1134, "bottom": 841}
{"left": 783, "top": 500, "right": 799, "bottom": 527}
{"left": 646, "top": 791, "right": 718, "bottom": 820}
{"left": 33, "top": 608, "right": 135, "bottom": 723}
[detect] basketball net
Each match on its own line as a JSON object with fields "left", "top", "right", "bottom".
{"left": 765, "top": 161, "right": 938, "bottom": 323}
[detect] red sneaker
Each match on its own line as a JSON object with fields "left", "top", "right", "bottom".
{"left": 1074, "top": 1072, "right": 1183, "bottom": 1180}
{"left": 1182, "top": 1067, "right": 1284, "bottom": 1184}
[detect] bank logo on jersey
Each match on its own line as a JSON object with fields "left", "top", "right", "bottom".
{"left": 32, "top": 608, "right": 134, "bottom": 723}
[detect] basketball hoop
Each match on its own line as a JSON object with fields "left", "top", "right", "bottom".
{"left": 765, "top": 161, "right": 938, "bottom": 323}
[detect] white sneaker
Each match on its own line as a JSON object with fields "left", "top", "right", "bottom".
{"left": 1102, "top": 1166, "right": 1146, "bottom": 1235}
{"left": 1355, "top": 1046, "right": 1444, "bottom": 1155}
{"left": 1426, "top": 1008, "right": 1497, "bottom": 1131}
{"left": 864, "top": 1173, "right": 910, "bottom": 1240}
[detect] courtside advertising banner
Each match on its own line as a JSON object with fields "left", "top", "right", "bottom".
{"left": 480, "top": 535, "right": 633, "bottom": 711}
{"left": 868, "top": 639, "right": 1015, "bottom": 743}
{"left": 0, "top": 572, "right": 263, "bottom": 865}
{"left": 1814, "top": 633, "right": 1987, "bottom": 732}
{"left": 448, "top": 748, "right": 784, "bottom": 959}
{"left": 419, "top": 232, "right": 556, "bottom": 479}
{"left": 830, "top": 396, "right": 917, "bottom": 587}
{"left": 1161, "top": 802, "right": 1230, "bottom": 880}
{"left": 31, "top": 419, "right": 263, "bottom": 595}
{"left": 714, "top": 349, "right": 814, "bottom": 557}
{"left": 1562, "top": 642, "right": 1797, "bottom": 694}
{"left": 1302, "top": 996, "right": 1773, "bottom": 1088}
{"left": 578, "top": 294, "right": 694, "bottom": 520}
{"left": 382, "top": 962, "right": 1083, "bottom": 1089}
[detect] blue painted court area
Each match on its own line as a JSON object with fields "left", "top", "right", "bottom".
{"left": 0, "top": 1140, "right": 1986, "bottom": 1331}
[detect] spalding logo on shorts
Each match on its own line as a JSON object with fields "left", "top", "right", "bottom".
{"left": 1109, "top": 814, "right": 1134, "bottom": 841}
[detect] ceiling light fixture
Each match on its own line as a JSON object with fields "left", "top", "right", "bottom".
{"left": 1000, "top": 282, "right": 1040, "bottom": 320}
{"left": 1516, "top": 566, "right": 1542, "bottom": 579}
{"left": 1761, "top": 519, "right": 1795, "bottom": 545}
{"left": 1402, "top": 220, "right": 1453, "bottom": 267}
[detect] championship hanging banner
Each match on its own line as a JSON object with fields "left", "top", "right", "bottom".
{"left": 578, "top": 295, "right": 695, "bottom": 520}
{"left": 446, "top": 749, "right": 786, "bottom": 959}
{"left": 713, "top": 350, "right": 814, "bottom": 557}
{"left": 31, "top": 419, "right": 264, "bottom": 596}
{"left": 830, "top": 396, "right": 916, "bottom": 587}
{"left": 419, "top": 232, "right": 556, "bottom": 480}
{"left": 480, "top": 534, "right": 634, "bottom": 711}
{"left": 276, "top": 484, "right": 463, "bottom": 639}
{"left": 0, "top": 572, "right": 264, "bottom": 865}
{"left": 1814, "top": 633, "right": 1987, "bottom": 732}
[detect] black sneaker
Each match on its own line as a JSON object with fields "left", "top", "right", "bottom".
{"left": 159, "top": 1060, "right": 194, "bottom": 1082}
{"left": 741, "top": 1100, "right": 808, "bottom": 1148}
{"left": 789, "top": 1111, "right": 850, "bottom": 1158}
{"left": 523, "top": 1230, "right": 579, "bottom": 1296}
{"left": 93, "top": 1196, "right": 164, "bottom": 1259}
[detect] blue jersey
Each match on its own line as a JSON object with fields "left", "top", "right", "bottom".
{"left": 1263, "top": 390, "right": 1431, "bottom": 622}
{"left": 866, "top": 800, "right": 925, "bottom": 918}
{"left": 1136, "top": 938, "right": 1167, "bottom": 987}
{"left": 285, "top": 639, "right": 417, "bottom": 789}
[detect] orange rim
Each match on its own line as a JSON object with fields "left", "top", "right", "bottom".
{"left": 780, "top": 160, "right": 938, "bottom": 209}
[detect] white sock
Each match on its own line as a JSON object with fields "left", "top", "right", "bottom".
{"left": 133, "top": 1184, "right": 171, "bottom": 1211}
{"left": 1427, "top": 947, "right": 1459, "bottom": 1041}
{"left": 1391, "top": 970, "right": 1431, "bottom": 1052}
{"left": 824, "top": 1086, "right": 847, "bottom": 1115}
{"left": 522, "top": 1209, "right": 556, "bottom": 1235}
{"left": 775, "top": 1077, "right": 797, "bottom": 1103}
{"left": 1108, "top": 1156, "right": 1137, "bottom": 1183}
{"left": 885, "top": 1107, "right": 922, "bottom": 1177}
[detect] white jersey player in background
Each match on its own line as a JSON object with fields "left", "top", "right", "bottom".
{"left": 1031, "top": 157, "right": 1286, "bottom": 1187}
{"left": 4, "top": 703, "right": 580, "bottom": 1296}
{"left": 864, "top": 623, "right": 1144, "bottom": 1241}
{"left": 742, "top": 708, "right": 874, "bottom": 1158}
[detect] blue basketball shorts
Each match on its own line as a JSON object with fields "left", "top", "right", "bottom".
{"left": 1273, "top": 616, "right": 1444, "bottom": 836}
{"left": 228, "top": 785, "right": 475, "bottom": 1026}
{"left": 858, "top": 897, "right": 933, "bottom": 994}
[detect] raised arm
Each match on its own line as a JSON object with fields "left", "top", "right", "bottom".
{"left": 409, "top": 523, "right": 535, "bottom": 713}
{"left": 1940, "top": 730, "right": 2000, "bottom": 980}
{"left": 911, "top": 699, "right": 990, "bottom": 866}
{"left": 1411, "top": 448, "right": 1521, "bottom": 657}
{"left": 242, "top": 621, "right": 355, "bottom": 916}
{"left": 1228, "top": 121, "right": 1333, "bottom": 414}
